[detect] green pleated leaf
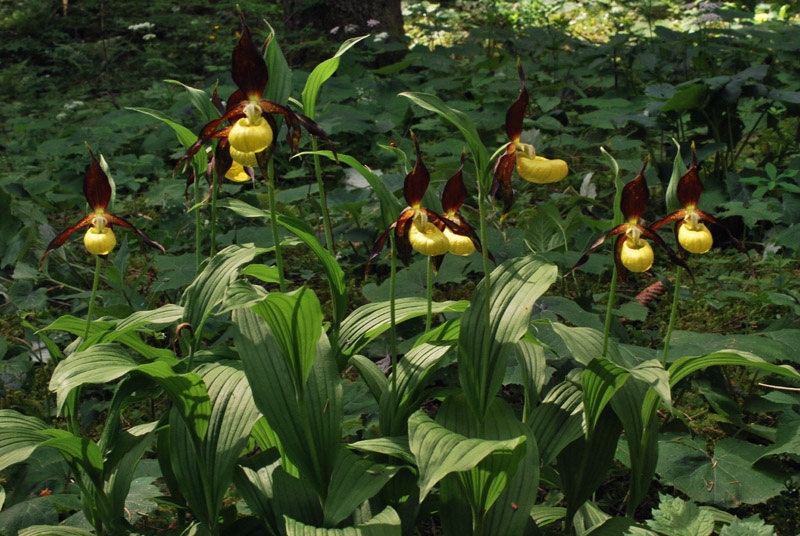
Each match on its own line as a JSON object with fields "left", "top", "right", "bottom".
{"left": 39, "top": 430, "right": 104, "bottom": 488}
{"left": 103, "top": 421, "right": 158, "bottom": 517}
{"left": 297, "top": 151, "right": 403, "bottom": 227}
{"left": 349, "top": 355, "right": 387, "bottom": 403}
{"left": 666, "top": 138, "right": 689, "bottom": 215}
{"left": 338, "top": 298, "right": 467, "bottom": 359}
{"left": 241, "top": 263, "right": 282, "bottom": 284}
{"left": 219, "top": 279, "right": 268, "bottom": 315}
{"left": 254, "top": 288, "right": 323, "bottom": 391}
{"left": 115, "top": 304, "right": 184, "bottom": 332}
{"left": 349, "top": 437, "right": 414, "bottom": 465}
{"left": 165, "top": 80, "right": 220, "bottom": 123}
{"left": 40, "top": 315, "right": 170, "bottom": 360}
{"left": 219, "top": 198, "right": 347, "bottom": 325}
{"left": 302, "top": 35, "right": 368, "bottom": 120}
{"left": 323, "top": 447, "right": 401, "bottom": 526}
{"left": 551, "top": 322, "right": 616, "bottom": 366}
{"left": 284, "top": 505, "right": 401, "bottom": 536}
{"left": 274, "top": 467, "right": 325, "bottom": 528}
{"left": 459, "top": 254, "right": 558, "bottom": 421}
{"left": 400, "top": 92, "right": 490, "bottom": 191}
{"left": 531, "top": 505, "right": 567, "bottom": 527}
{"left": 515, "top": 340, "right": 548, "bottom": 419}
{"left": 180, "top": 243, "right": 268, "bottom": 344}
{"left": 436, "top": 397, "right": 539, "bottom": 536}
{"left": 408, "top": 410, "right": 525, "bottom": 501}
{"left": 527, "top": 381, "right": 585, "bottom": 465}
{"left": 582, "top": 358, "right": 630, "bottom": 437}
{"left": 49, "top": 344, "right": 138, "bottom": 413}
{"left": 19, "top": 527, "right": 96, "bottom": 536}
{"left": 233, "top": 451, "right": 283, "bottom": 536}
{"left": 0, "top": 427, "right": 51, "bottom": 472}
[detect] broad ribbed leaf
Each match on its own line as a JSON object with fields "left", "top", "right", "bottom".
{"left": 400, "top": 92, "right": 490, "bottom": 191}
{"left": 582, "top": 358, "right": 630, "bottom": 436}
{"left": 19, "top": 527, "right": 95, "bottom": 536}
{"left": 349, "top": 437, "right": 414, "bottom": 465}
{"left": 528, "top": 381, "right": 584, "bottom": 465}
{"left": 219, "top": 198, "right": 347, "bottom": 325}
{"left": 323, "top": 448, "right": 400, "bottom": 526}
{"left": 39, "top": 431, "right": 104, "bottom": 488}
{"left": 302, "top": 36, "right": 368, "bottom": 120}
{"left": 126, "top": 107, "right": 199, "bottom": 150}
{"left": 349, "top": 355, "right": 387, "bottom": 403}
{"left": 50, "top": 344, "right": 138, "bottom": 413}
{"left": 459, "top": 254, "right": 558, "bottom": 421}
{"left": 233, "top": 451, "right": 283, "bottom": 536}
{"left": 218, "top": 279, "right": 268, "bottom": 315}
{"left": 181, "top": 243, "right": 268, "bottom": 345}
{"left": 254, "top": 288, "right": 322, "bottom": 390}
{"left": 104, "top": 421, "right": 158, "bottom": 517}
{"left": 299, "top": 151, "right": 403, "bottom": 226}
{"left": 274, "top": 467, "right": 325, "bottom": 528}
{"left": 515, "top": 340, "right": 548, "bottom": 419}
{"left": 0, "top": 428, "right": 51, "bottom": 472}
{"left": 284, "top": 505, "right": 401, "bottom": 536}
{"left": 115, "top": 304, "right": 184, "bottom": 332}
{"left": 437, "top": 397, "right": 539, "bottom": 536}
{"left": 338, "top": 298, "right": 467, "bottom": 359}
{"left": 41, "top": 316, "right": 169, "bottom": 360}
{"left": 408, "top": 410, "right": 525, "bottom": 501}
{"left": 551, "top": 322, "right": 618, "bottom": 366}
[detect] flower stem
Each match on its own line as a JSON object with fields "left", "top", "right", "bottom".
{"left": 425, "top": 255, "right": 434, "bottom": 333}
{"left": 311, "top": 137, "right": 335, "bottom": 255}
{"left": 82, "top": 255, "right": 102, "bottom": 345}
{"left": 210, "top": 164, "right": 218, "bottom": 258}
{"left": 266, "top": 157, "right": 286, "bottom": 292}
{"left": 602, "top": 265, "right": 618, "bottom": 358}
{"left": 475, "top": 161, "right": 492, "bottom": 426}
{"left": 662, "top": 269, "right": 682, "bottom": 367}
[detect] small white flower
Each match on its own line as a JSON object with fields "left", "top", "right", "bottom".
{"left": 330, "top": 26, "right": 340, "bottom": 34}
{"left": 127, "top": 22, "right": 154, "bottom": 31}
{"left": 366, "top": 19, "right": 380, "bottom": 27}
{"left": 345, "top": 24, "right": 357, "bottom": 33}
{"left": 143, "top": 33, "right": 156, "bottom": 40}
{"left": 374, "top": 32, "right": 389, "bottom": 41}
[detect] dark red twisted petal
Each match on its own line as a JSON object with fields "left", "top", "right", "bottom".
{"left": 505, "top": 59, "right": 529, "bottom": 143}
{"left": 491, "top": 146, "right": 516, "bottom": 215}
{"left": 84, "top": 146, "right": 112, "bottom": 212}
{"left": 564, "top": 223, "right": 628, "bottom": 278}
{"left": 404, "top": 133, "right": 430, "bottom": 207}
{"left": 694, "top": 209, "right": 748, "bottom": 255}
{"left": 621, "top": 158, "right": 650, "bottom": 222}
{"left": 441, "top": 151, "right": 467, "bottom": 214}
{"left": 105, "top": 214, "right": 166, "bottom": 254}
{"left": 613, "top": 234, "right": 629, "bottom": 283}
{"left": 677, "top": 160, "right": 703, "bottom": 209}
{"left": 232, "top": 11, "right": 268, "bottom": 99}
{"left": 40, "top": 213, "right": 95, "bottom": 268}
{"left": 650, "top": 209, "right": 687, "bottom": 231}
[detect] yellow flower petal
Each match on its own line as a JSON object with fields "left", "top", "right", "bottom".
{"left": 229, "top": 146, "right": 259, "bottom": 167}
{"left": 228, "top": 116, "right": 273, "bottom": 154}
{"left": 443, "top": 227, "right": 475, "bottom": 256}
{"left": 516, "top": 154, "right": 568, "bottom": 184}
{"left": 84, "top": 226, "right": 116, "bottom": 255}
{"left": 408, "top": 221, "right": 450, "bottom": 256}
{"left": 225, "top": 161, "right": 251, "bottom": 183}
{"left": 620, "top": 238, "right": 653, "bottom": 272}
{"left": 678, "top": 222, "right": 713, "bottom": 254}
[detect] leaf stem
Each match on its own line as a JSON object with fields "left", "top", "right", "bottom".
{"left": 83, "top": 255, "right": 102, "bottom": 345}
{"left": 194, "top": 162, "right": 202, "bottom": 274}
{"left": 210, "top": 163, "right": 218, "bottom": 258}
{"left": 602, "top": 265, "right": 618, "bottom": 358}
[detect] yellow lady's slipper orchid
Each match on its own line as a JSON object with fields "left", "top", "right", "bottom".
{"left": 228, "top": 102, "right": 273, "bottom": 155}
{"left": 515, "top": 147, "right": 569, "bottom": 184}
{"left": 40, "top": 147, "right": 164, "bottom": 266}
{"left": 409, "top": 215, "right": 450, "bottom": 256}
{"left": 566, "top": 159, "right": 689, "bottom": 282}
{"left": 651, "top": 145, "right": 746, "bottom": 257}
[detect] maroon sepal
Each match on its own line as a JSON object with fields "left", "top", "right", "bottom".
{"left": 621, "top": 158, "right": 650, "bottom": 223}
{"left": 433, "top": 254, "right": 445, "bottom": 273}
{"left": 211, "top": 83, "right": 225, "bottom": 115}
{"left": 404, "top": 133, "right": 430, "bottom": 207}
{"left": 106, "top": 214, "right": 166, "bottom": 254}
{"left": 650, "top": 209, "right": 687, "bottom": 232}
{"left": 84, "top": 146, "right": 112, "bottom": 212}
{"left": 564, "top": 223, "right": 628, "bottom": 278}
{"left": 184, "top": 170, "right": 195, "bottom": 203}
{"left": 505, "top": 59, "right": 528, "bottom": 143}
{"left": 232, "top": 12, "right": 268, "bottom": 99}
{"left": 442, "top": 152, "right": 467, "bottom": 214}
{"left": 677, "top": 159, "right": 703, "bottom": 209}
{"left": 433, "top": 211, "right": 493, "bottom": 262}
{"left": 393, "top": 212, "right": 416, "bottom": 267}
{"left": 214, "top": 143, "right": 233, "bottom": 182}
{"left": 491, "top": 147, "right": 516, "bottom": 215}
{"left": 693, "top": 209, "right": 747, "bottom": 254}
{"left": 40, "top": 213, "right": 96, "bottom": 268}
